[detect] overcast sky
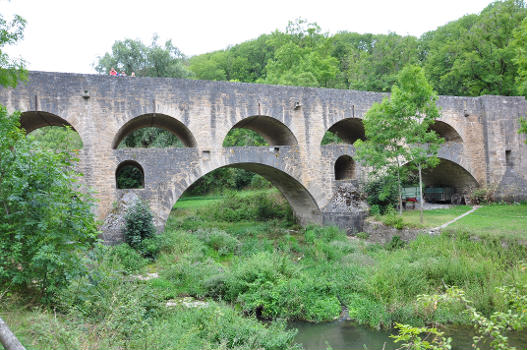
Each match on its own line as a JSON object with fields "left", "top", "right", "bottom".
{"left": 2, "top": 0, "right": 494, "bottom": 74}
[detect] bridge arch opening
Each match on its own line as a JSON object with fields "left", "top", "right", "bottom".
{"left": 223, "top": 116, "right": 297, "bottom": 146}
{"left": 20, "top": 111, "right": 83, "bottom": 151}
{"left": 116, "top": 160, "right": 145, "bottom": 189}
{"left": 334, "top": 155, "right": 355, "bottom": 180}
{"left": 112, "top": 113, "right": 197, "bottom": 149}
{"left": 322, "top": 118, "right": 366, "bottom": 145}
{"left": 168, "top": 162, "right": 321, "bottom": 228}
{"left": 405, "top": 158, "right": 478, "bottom": 203}
{"left": 428, "top": 121, "right": 462, "bottom": 143}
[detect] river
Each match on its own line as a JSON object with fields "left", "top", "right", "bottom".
{"left": 292, "top": 321, "right": 527, "bottom": 350}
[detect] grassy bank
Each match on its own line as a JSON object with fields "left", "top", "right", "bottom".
{"left": 2, "top": 190, "right": 526, "bottom": 349}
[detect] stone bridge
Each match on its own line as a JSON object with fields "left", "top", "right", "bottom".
{"left": 1, "top": 72, "right": 526, "bottom": 241}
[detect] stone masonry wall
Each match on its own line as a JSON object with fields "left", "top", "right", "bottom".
{"left": 0, "top": 71, "right": 525, "bottom": 236}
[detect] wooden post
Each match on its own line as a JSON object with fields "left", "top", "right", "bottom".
{"left": 0, "top": 317, "right": 26, "bottom": 350}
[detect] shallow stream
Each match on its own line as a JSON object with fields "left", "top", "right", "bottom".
{"left": 292, "top": 321, "right": 526, "bottom": 350}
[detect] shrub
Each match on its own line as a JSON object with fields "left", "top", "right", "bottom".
{"left": 195, "top": 229, "right": 240, "bottom": 256}
{"left": 0, "top": 106, "right": 98, "bottom": 301}
{"left": 385, "top": 235, "right": 406, "bottom": 250}
{"left": 369, "top": 204, "right": 381, "bottom": 215}
{"left": 124, "top": 201, "right": 156, "bottom": 253}
{"left": 364, "top": 175, "right": 398, "bottom": 214}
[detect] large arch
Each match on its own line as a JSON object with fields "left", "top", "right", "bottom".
{"left": 429, "top": 120, "right": 463, "bottom": 143}
{"left": 323, "top": 118, "right": 366, "bottom": 144}
{"left": 112, "top": 113, "right": 197, "bottom": 149}
{"left": 225, "top": 115, "right": 298, "bottom": 146}
{"left": 169, "top": 162, "right": 321, "bottom": 226}
{"left": 20, "top": 111, "right": 79, "bottom": 134}
{"left": 420, "top": 158, "right": 478, "bottom": 193}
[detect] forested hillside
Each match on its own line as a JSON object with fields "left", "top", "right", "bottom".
{"left": 98, "top": 0, "right": 526, "bottom": 97}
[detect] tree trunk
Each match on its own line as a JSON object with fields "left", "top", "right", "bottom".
{"left": 0, "top": 317, "right": 26, "bottom": 350}
{"left": 418, "top": 163, "right": 424, "bottom": 224}
{"left": 395, "top": 157, "right": 403, "bottom": 215}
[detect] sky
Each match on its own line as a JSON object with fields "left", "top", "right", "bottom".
{"left": 2, "top": 0, "right": 494, "bottom": 74}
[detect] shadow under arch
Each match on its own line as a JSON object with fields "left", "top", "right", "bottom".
{"left": 175, "top": 162, "right": 321, "bottom": 225}
{"left": 323, "top": 118, "right": 366, "bottom": 144}
{"left": 429, "top": 120, "right": 463, "bottom": 143}
{"left": 226, "top": 115, "right": 298, "bottom": 146}
{"left": 20, "top": 111, "right": 79, "bottom": 134}
{"left": 411, "top": 157, "right": 478, "bottom": 193}
{"left": 334, "top": 155, "right": 355, "bottom": 180}
{"left": 112, "top": 113, "right": 197, "bottom": 149}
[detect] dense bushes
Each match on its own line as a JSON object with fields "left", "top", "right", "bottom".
{"left": 0, "top": 106, "right": 98, "bottom": 301}
{"left": 202, "top": 190, "right": 294, "bottom": 223}
{"left": 124, "top": 200, "right": 156, "bottom": 255}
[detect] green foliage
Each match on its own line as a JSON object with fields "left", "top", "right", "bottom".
{"left": 511, "top": 17, "right": 527, "bottom": 96}
{"left": 0, "top": 106, "right": 98, "bottom": 300}
{"left": 320, "top": 130, "right": 344, "bottom": 145}
{"left": 124, "top": 201, "right": 156, "bottom": 253}
{"left": 385, "top": 236, "right": 406, "bottom": 250}
{"left": 222, "top": 128, "right": 267, "bottom": 147}
{"left": 203, "top": 190, "right": 294, "bottom": 223}
{"left": 417, "top": 280, "right": 527, "bottom": 350}
{"left": 422, "top": 0, "right": 526, "bottom": 96}
{"left": 119, "top": 127, "right": 184, "bottom": 148}
{"left": 391, "top": 323, "right": 452, "bottom": 350}
{"left": 364, "top": 174, "right": 399, "bottom": 214}
{"left": 0, "top": 12, "right": 27, "bottom": 87}
{"left": 381, "top": 211, "right": 405, "bottom": 230}
{"left": 357, "top": 65, "right": 442, "bottom": 216}
{"left": 95, "top": 35, "right": 193, "bottom": 78}
{"left": 28, "top": 126, "right": 83, "bottom": 152}
{"left": 519, "top": 117, "right": 527, "bottom": 142}
{"left": 116, "top": 164, "right": 144, "bottom": 189}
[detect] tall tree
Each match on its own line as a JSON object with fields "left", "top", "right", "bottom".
{"left": 356, "top": 65, "right": 442, "bottom": 217}
{"left": 394, "top": 66, "right": 442, "bottom": 223}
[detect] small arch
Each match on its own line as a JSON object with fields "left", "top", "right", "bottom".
{"left": 334, "top": 155, "right": 355, "bottom": 180}
{"left": 116, "top": 160, "right": 145, "bottom": 189}
{"left": 428, "top": 121, "right": 463, "bottom": 143}
{"left": 226, "top": 115, "right": 298, "bottom": 146}
{"left": 112, "top": 113, "right": 197, "bottom": 149}
{"left": 323, "top": 118, "right": 366, "bottom": 145}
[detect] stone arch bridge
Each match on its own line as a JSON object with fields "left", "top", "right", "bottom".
{"left": 1, "top": 72, "right": 526, "bottom": 242}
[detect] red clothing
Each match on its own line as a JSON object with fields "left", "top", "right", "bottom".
{"left": 110, "top": 70, "right": 117, "bottom": 76}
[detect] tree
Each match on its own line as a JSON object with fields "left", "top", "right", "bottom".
{"left": 0, "top": 107, "right": 99, "bottom": 300}
{"left": 395, "top": 66, "right": 442, "bottom": 223}
{"left": 0, "top": 13, "right": 26, "bottom": 87}
{"left": 511, "top": 17, "right": 527, "bottom": 96}
{"left": 95, "top": 35, "right": 193, "bottom": 79}
{"left": 356, "top": 65, "right": 442, "bottom": 217}
{"left": 422, "top": 0, "right": 526, "bottom": 96}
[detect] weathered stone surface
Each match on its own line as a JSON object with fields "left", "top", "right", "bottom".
{"left": 322, "top": 181, "right": 369, "bottom": 234}
{"left": 99, "top": 191, "right": 141, "bottom": 245}
{"left": 1, "top": 72, "right": 525, "bottom": 242}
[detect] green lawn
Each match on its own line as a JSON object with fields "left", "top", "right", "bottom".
{"left": 447, "top": 204, "right": 527, "bottom": 240}
{"left": 401, "top": 205, "right": 472, "bottom": 228}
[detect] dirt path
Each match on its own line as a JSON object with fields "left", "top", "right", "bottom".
{"left": 429, "top": 206, "right": 480, "bottom": 234}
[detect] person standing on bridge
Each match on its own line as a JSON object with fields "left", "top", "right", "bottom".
{"left": 109, "top": 68, "right": 117, "bottom": 76}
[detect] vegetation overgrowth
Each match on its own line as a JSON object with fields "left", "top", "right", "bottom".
{"left": 2, "top": 186, "right": 526, "bottom": 348}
